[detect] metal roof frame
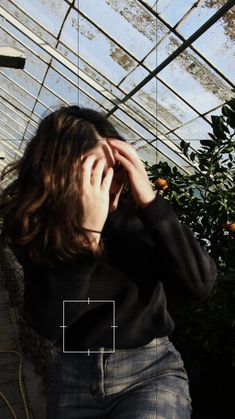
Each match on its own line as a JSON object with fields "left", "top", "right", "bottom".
{"left": 0, "top": 0, "right": 234, "bottom": 180}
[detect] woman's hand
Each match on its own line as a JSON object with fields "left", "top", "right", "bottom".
{"left": 107, "top": 139, "right": 156, "bottom": 208}
{"left": 80, "top": 155, "right": 114, "bottom": 232}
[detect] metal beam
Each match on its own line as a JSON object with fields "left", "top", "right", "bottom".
{"left": 0, "top": 46, "right": 26, "bottom": 69}
{"left": 107, "top": 0, "right": 235, "bottom": 116}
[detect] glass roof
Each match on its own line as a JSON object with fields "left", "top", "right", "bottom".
{"left": 0, "top": 0, "right": 234, "bottom": 184}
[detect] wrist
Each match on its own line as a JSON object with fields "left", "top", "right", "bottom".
{"left": 82, "top": 228, "right": 102, "bottom": 233}
{"left": 89, "top": 232, "right": 101, "bottom": 251}
{"left": 138, "top": 194, "right": 156, "bottom": 209}
{"left": 81, "top": 227, "right": 102, "bottom": 249}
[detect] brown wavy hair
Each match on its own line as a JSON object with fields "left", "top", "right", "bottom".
{"left": 0, "top": 106, "right": 135, "bottom": 268}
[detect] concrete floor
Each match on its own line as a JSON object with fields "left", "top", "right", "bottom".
{"left": 0, "top": 265, "right": 46, "bottom": 419}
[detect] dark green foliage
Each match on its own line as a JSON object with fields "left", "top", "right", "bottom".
{"left": 144, "top": 95, "right": 235, "bottom": 275}
{"left": 143, "top": 94, "right": 235, "bottom": 418}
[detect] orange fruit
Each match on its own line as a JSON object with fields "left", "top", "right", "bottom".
{"left": 223, "top": 223, "right": 235, "bottom": 231}
{"left": 154, "top": 178, "right": 169, "bottom": 191}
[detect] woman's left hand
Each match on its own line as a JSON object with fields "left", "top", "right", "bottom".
{"left": 107, "top": 138, "right": 156, "bottom": 208}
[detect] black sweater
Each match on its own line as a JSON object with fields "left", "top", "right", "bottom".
{"left": 12, "top": 195, "right": 217, "bottom": 351}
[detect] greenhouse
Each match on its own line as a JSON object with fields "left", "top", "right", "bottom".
{"left": 0, "top": 1, "right": 234, "bottom": 419}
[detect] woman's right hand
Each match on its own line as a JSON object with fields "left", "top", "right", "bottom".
{"left": 80, "top": 155, "right": 114, "bottom": 232}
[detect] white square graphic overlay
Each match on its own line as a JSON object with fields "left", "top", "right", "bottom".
{"left": 60, "top": 298, "right": 117, "bottom": 355}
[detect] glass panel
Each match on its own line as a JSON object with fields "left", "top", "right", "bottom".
{"left": 35, "top": 88, "right": 67, "bottom": 114}
{"left": 119, "top": 103, "right": 156, "bottom": 136}
{"left": 170, "top": 117, "right": 212, "bottom": 142}
{"left": 192, "top": 19, "right": 235, "bottom": 83}
{"left": 113, "top": 109, "right": 156, "bottom": 140}
{"left": 0, "top": 143, "right": 7, "bottom": 161}
{"left": 0, "top": 73, "right": 36, "bottom": 109}
{"left": 43, "top": 68, "right": 78, "bottom": 104}
{"left": 76, "top": 14, "right": 138, "bottom": 85}
{"left": 1, "top": 29, "right": 48, "bottom": 82}
{"left": 60, "top": 8, "right": 79, "bottom": 54}
{"left": 24, "top": 123, "right": 37, "bottom": 140}
{"left": 109, "top": 115, "right": 140, "bottom": 141}
{"left": 1, "top": 21, "right": 54, "bottom": 63}
{"left": 78, "top": 89, "right": 106, "bottom": 111}
{"left": 119, "top": 66, "right": 150, "bottom": 93}
{"left": 0, "top": 88, "right": 32, "bottom": 118}
{"left": 51, "top": 59, "right": 78, "bottom": 87}
{"left": 0, "top": 104, "right": 28, "bottom": 136}
{"left": 0, "top": 120, "right": 20, "bottom": 139}
{"left": 157, "top": 140, "right": 192, "bottom": 171}
{"left": 158, "top": 47, "right": 231, "bottom": 113}
{"left": 6, "top": 0, "right": 70, "bottom": 37}
{"left": 141, "top": 0, "right": 157, "bottom": 8}
{"left": 78, "top": 56, "right": 124, "bottom": 100}
{"left": 137, "top": 141, "right": 157, "bottom": 165}
{"left": 57, "top": 42, "right": 78, "bottom": 66}
{"left": 177, "top": 0, "right": 233, "bottom": 39}
{"left": 34, "top": 102, "right": 53, "bottom": 119}
{"left": 79, "top": 0, "right": 158, "bottom": 61}
{"left": 144, "top": 33, "right": 183, "bottom": 71}
{"left": 0, "top": 143, "right": 17, "bottom": 165}
{"left": 1, "top": 0, "right": 57, "bottom": 46}
{"left": 124, "top": 98, "right": 157, "bottom": 132}
{"left": 156, "top": 0, "right": 200, "bottom": 27}
{"left": 204, "top": 106, "right": 223, "bottom": 123}
{"left": 156, "top": 79, "right": 197, "bottom": 130}
{"left": 79, "top": 79, "right": 114, "bottom": 110}
{"left": 126, "top": 78, "right": 157, "bottom": 120}
{"left": 0, "top": 0, "right": 233, "bottom": 179}
{"left": 156, "top": 147, "right": 190, "bottom": 174}
{"left": 1, "top": 67, "right": 41, "bottom": 97}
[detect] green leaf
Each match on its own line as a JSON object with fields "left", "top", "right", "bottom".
{"left": 190, "top": 152, "right": 196, "bottom": 161}
{"left": 200, "top": 140, "right": 213, "bottom": 147}
{"left": 227, "top": 98, "right": 235, "bottom": 111}
{"left": 222, "top": 105, "right": 235, "bottom": 120}
{"left": 180, "top": 139, "right": 187, "bottom": 150}
{"left": 208, "top": 133, "right": 217, "bottom": 142}
{"left": 227, "top": 117, "right": 235, "bottom": 129}
{"left": 211, "top": 115, "right": 227, "bottom": 139}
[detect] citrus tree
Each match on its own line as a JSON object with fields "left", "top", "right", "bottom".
{"left": 142, "top": 94, "right": 235, "bottom": 418}
{"left": 144, "top": 94, "right": 235, "bottom": 275}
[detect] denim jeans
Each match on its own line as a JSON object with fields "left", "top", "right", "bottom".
{"left": 46, "top": 336, "right": 192, "bottom": 419}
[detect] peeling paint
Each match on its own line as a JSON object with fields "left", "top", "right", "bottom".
{"left": 110, "top": 45, "right": 135, "bottom": 70}
{"left": 120, "top": 103, "right": 156, "bottom": 133}
{"left": 156, "top": 103, "right": 182, "bottom": 127}
{"left": 72, "top": 18, "right": 95, "bottom": 40}
{"left": 125, "top": 102, "right": 157, "bottom": 130}
{"left": 138, "top": 91, "right": 182, "bottom": 127}
{"left": 203, "top": 0, "right": 235, "bottom": 40}
{"left": 169, "top": 37, "right": 231, "bottom": 101}
{"left": 1, "top": 0, "right": 54, "bottom": 45}
{"left": 105, "top": 0, "right": 159, "bottom": 43}
{"left": 81, "top": 64, "right": 123, "bottom": 100}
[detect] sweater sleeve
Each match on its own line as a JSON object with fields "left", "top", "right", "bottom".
{"left": 20, "top": 250, "right": 100, "bottom": 341}
{"left": 137, "top": 194, "right": 218, "bottom": 302}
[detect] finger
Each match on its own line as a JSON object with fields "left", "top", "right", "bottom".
{"left": 109, "top": 140, "right": 148, "bottom": 180}
{"left": 81, "top": 155, "right": 97, "bottom": 188}
{"left": 113, "top": 150, "right": 135, "bottom": 180}
{"left": 92, "top": 158, "right": 106, "bottom": 187}
{"left": 101, "top": 167, "right": 114, "bottom": 191}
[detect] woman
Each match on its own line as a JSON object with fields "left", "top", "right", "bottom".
{"left": 0, "top": 106, "right": 217, "bottom": 419}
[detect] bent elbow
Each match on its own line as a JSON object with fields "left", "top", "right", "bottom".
{"left": 192, "top": 265, "right": 218, "bottom": 302}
